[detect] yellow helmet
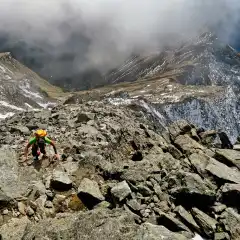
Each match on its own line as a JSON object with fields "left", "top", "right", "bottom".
{"left": 35, "top": 129, "right": 47, "bottom": 137}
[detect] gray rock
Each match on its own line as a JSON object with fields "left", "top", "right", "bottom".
{"left": 137, "top": 185, "right": 152, "bottom": 196}
{"left": 2, "top": 209, "right": 8, "bottom": 215}
{"left": 154, "top": 209, "right": 190, "bottom": 232}
{"left": 214, "top": 232, "right": 230, "bottom": 240}
{"left": 206, "top": 158, "right": 240, "bottom": 184}
{"left": 220, "top": 208, "right": 240, "bottom": 240}
{"left": 212, "top": 203, "right": 227, "bottom": 213}
{"left": 10, "top": 125, "right": 30, "bottom": 134}
{"left": 18, "top": 202, "right": 26, "bottom": 215}
{"left": 168, "top": 120, "right": 192, "bottom": 140}
{"left": 215, "top": 149, "right": 240, "bottom": 170}
{"left": 23, "top": 209, "right": 139, "bottom": 240}
{"left": 45, "top": 189, "right": 54, "bottom": 199}
{"left": 175, "top": 205, "right": 200, "bottom": 232}
{"left": 111, "top": 181, "right": 132, "bottom": 201}
{"left": 51, "top": 170, "right": 73, "bottom": 191}
{"left": 62, "top": 161, "right": 79, "bottom": 174}
{"left": 188, "top": 152, "right": 210, "bottom": 177}
{"left": 26, "top": 206, "right": 35, "bottom": 216}
{"left": 170, "top": 172, "right": 216, "bottom": 208}
{"left": 167, "top": 144, "right": 183, "bottom": 159}
{"left": 192, "top": 207, "right": 218, "bottom": 237}
{"left": 174, "top": 134, "right": 204, "bottom": 155}
{"left": 0, "top": 216, "right": 30, "bottom": 240}
{"left": 45, "top": 200, "right": 54, "bottom": 208}
{"left": 127, "top": 199, "right": 141, "bottom": 212}
{"left": 78, "top": 178, "right": 104, "bottom": 209}
{"left": 135, "top": 222, "right": 188, "bottom": 240}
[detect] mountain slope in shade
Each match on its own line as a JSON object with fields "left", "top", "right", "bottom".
{"left": 0, "top": 52, "right": 64, "bottom": 118}
{"left": 105, "top": 32, "right": 240, "bottom": 87}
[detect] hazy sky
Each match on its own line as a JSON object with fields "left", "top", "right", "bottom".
{"left": 0, "top": 0, "right": 240, "bottom": 81}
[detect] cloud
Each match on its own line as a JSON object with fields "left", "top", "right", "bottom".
{"left": 0, "top": 0, "right": 240, "bottom": 87}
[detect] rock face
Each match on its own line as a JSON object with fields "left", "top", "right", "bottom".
{"left": 0, "top": 98, "right": 240, "bottom": 239}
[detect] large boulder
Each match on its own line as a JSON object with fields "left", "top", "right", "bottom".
{"left": 78, "top": 178, "right": 105, "bottom": 209}
{"left": 0, "top": 146, "right": 29, "bottom": 198}
{"left": 170, "top": 172, "right": 216, "bottom": 208}
{"left": 206, "top": 158, "right": 240, "bottom": 184}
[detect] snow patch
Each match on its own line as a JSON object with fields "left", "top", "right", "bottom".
{"left": 0, "top": 101, "right": 24, "bottom": 111}
{"left": 19, "top": 85, "right": 43, "bottom": 100}
{"left": 0, "top": 112, "right": 15, "bottom": 119}
{"left": 107, "top": 98, "right": 133, "bottom": 106}
{"left": 0, "top": 65, "right": 6, "bottom": 73}
{"left": 25, "top": 103, "right": 33, "bottom": 108}
{"left": 38, "top": 102, "right": 56, "bottom": 109}
{"left": 192, "top": 234, "right": 204, "bottom": 240}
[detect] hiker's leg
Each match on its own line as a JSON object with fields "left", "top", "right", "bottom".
{"left": 32, "top": 144, "right": 38, "bottom": 157}
{"left": 39, "top": 143, "right": 46, "bottom": 155}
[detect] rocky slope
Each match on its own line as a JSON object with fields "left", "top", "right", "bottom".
{"left": 0, "top": 52, "right": 63, "bottom": 119}
{"left": 64, "top": 33, "right": 240, "bottom": 143}
{"left": 102, "top": 32, "right": 240, "bottom": 142}
{"left": 0, "top": 98, "right": 240, "bottom": 239}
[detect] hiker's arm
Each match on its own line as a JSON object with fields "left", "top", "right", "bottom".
{"left": 50, "top": 141, "right": 58, "bottom": 154}
{"left": 24, "top": 143, "right": 31, "bottom": 159}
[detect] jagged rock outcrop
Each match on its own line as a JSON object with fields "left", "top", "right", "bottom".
{"left": 0, "top": 100, "right": 239, "bottom": 239}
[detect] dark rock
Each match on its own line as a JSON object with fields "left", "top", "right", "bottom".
{"left": 131, "top": 151, "right": 143, "bottom": 161}
{"left": 169, "top": 172, "right": 216, "bottom": 209}
{"left": 192, "top": 207, "right": 218, "bottom": 237}
{"left": 137, "top": 185, "right": 152, "bottom": 196}
{"left": 168, "top": 120, "right": 193, "bottom": 141}
{"left": 218, "top": 132, "right": 233, "bottom": 149}
{"left": 75, "top": 112, "right": 95, "bottom": 123}
{"left": 51, "top": 171, "right": 73, "bottom": 191}
{"left": 219, "top": 183, "right": 240, "bottom": 209}
{"left": 0, "top": 189, "right": 12, "bottom": 207}
{"left": 78, "top": 178, "right": 105, "bottom": 209}
{"left": 167, "top": 144, "right": 183, "bottom": 159}
{"left": 154, "top": 208, "right": 190, "bottom": 233}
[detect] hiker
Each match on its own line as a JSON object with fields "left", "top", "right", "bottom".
{"left": 24, "top": 129, "right": 59, "bottom": 161}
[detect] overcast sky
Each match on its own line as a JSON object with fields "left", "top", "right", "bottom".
{"left": 0, "top": 0, "right": 240, "bottom": 78}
